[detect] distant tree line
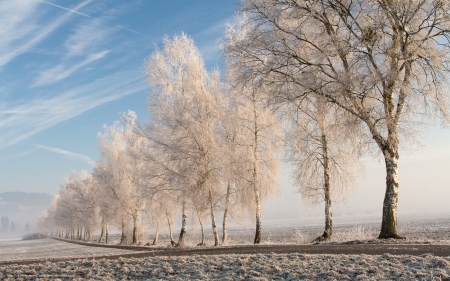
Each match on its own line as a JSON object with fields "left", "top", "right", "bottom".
{"left": 41, "top": 0, "right": 450, "bottom": 245}
{"left": 0, "top": 216, "right": 23, "bottom": 233}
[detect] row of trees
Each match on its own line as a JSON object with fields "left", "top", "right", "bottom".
{"left": 223, "top": 0, "right": 450, "bottom": 239}
{"left": 43, "top": 0, "right": 450, "bottom": 243}
{"left": 42, "top": 34, "right": 284, "bottom": 245}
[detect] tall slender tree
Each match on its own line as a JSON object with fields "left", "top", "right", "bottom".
{"left": 145, "top": 33, "right": 225, "bottom": 246}
{"left": 285, "top": 94, "right": 363, "bottom": 241}
{"left": 226, "top": 74, "right": 281, "bottom": 244}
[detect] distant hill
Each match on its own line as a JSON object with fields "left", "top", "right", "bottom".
{"left": 0, "top": 192, "right": 53, "bottom": 206}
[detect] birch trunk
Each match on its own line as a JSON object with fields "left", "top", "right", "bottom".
{"left": 253, "top": 108, "right": 262, "bottom": 245}
{"left": 120, "top": 218, "right": 127, "bottom": 244}
{"left": 378, "top": 151, "right": 403, "bottom": 239}
{"left": 254, "top": 186, "right": 262, "bottom": 244}
{"left": 208, "top": 186, "right": 220, "bottom": 246}
{"left": 152, "top": 220, "right": 159, "bottom": 245}
{"left": 197, "top": 210, "right": 205, "bottom": 246}
{"left": 165, "top": 208, "right": 175, "bottom": 245}
{"left": 105, "top": 222, "right": 109, "bottom": 244}
{"left": 222, "top": 182, "right": 231, "bottom": 245}
{"left": 132, "top": 215, "right": 139, "bottom": 244}
{"left": 98, "top": 221, "right": 105, "bottom": 243}
{"left": 315, "top": 133, "right": 332, "bottom": 241}
{"left": 177, "top": 199, "right": 187, "bottom": 247}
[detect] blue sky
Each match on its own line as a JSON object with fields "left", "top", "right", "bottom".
{"left": 0, "top": 0, "right": 449, "bottom": 219}
{"left": 0, "top": 0, "right": 235, "bottom": 195}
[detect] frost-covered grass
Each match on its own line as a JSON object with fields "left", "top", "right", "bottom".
{"left": 0, "top": 218, "right": 449, "bottom": 280}
{"left": 0, "top": 239, "right": 146, "bottom": 262}
{"left": 170, "top": 217, "right": 450, "bottom": 246}
{"left": 1, "top": 253, "right": 449, "bottom": 280}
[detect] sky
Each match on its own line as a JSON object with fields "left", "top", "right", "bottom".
{"left": 0, "top": 0, "right": 449, "bottom": 223}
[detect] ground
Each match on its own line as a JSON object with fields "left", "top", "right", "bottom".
{"left": 0, "top": 216, "right": 449, "bottom": 280}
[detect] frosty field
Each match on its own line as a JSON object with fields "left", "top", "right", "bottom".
{"left": 1, "top": 217, "right": 449, "bottom": 280}
{"left": 0, "top": 239, "right": 147, "bottom": 263}
{"left": 1, "top": 253, "right": 449, "bottom": 280}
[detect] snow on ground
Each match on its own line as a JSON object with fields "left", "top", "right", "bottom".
{"left": 1, "top": 217, "right": 449, "bottom": 280}
{"left": 137, "top": 217, "right": 450, "bottom": 247}
{"left": 0, "top": 239, "right": 146, "bottom": 262}
{"left": 0, "top": 253, "right": 449, "bottom": 280}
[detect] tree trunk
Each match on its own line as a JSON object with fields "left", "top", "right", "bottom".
{"left": 105, "top": 222, "right": 109, "bottom": 244}
{"left": 177, "top": 199, "right": 187, "bottom": 247}
{"left": 254, "top": 187, "right": 262, "bottom": 244}
{"left": 208, "top": 186, "right": 220, "bottom": 246}
{"left": 222, "top": 182, "right": 231, "bottom": 245}
{"left": 253, "top": 101, "right": 262, "bottom": 245}
{"left": 196, "top": 209, "right": 205, "bottom": 246}
{"left": 165, "top": 208, "right": 175, "bottom": 245}
{"left": 120, "top": 218, "right": 127, "bottom": 244}
{"left": 315, "top": 133, "right": 333, "bottom": 242}
{"left": 378, "top": 151, "right": 404, "bottom": 239}
{"left": 98, "top": 221, "right": 105, "bottom": 243}
{"left": 152, "top": 220, "right": 159, "bottom": 245}
{"left": 132, "top": 215, "right": 139, "bottom": 244}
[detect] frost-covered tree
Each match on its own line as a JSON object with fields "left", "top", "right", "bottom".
{"left": 224, "top": 0, "right": 450, "bottom": 239}
{"left": 216, "top": 94, "right": 243, "bottom": 245}
{"left": 285, "top": 94, "right": 363, "bottom": 241}
{"left": 97, "top": 111, "right": 149, "bottom": 244}
{"left": 67, "top": 170, "right": 98, "bottom": 240}
{"left": 92, "top": 160, "right": 121, "bottom": 243}
{"left": 145, "top": 33, "right": 226, "bottom": 246}
{"left": 226, "top": 74, "right": 282, "bottom": 244}
{"left": 47, "top": 170, "right": 98, "bottom": 240}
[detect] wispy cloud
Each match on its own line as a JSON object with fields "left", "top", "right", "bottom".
{"left": 64, "top": 22, "right": 112, "bottom": 58}
{"left": 0, "top": 0, "right": 92, "bottom": 68}
{"left": 38, "top": 0, "right": 94, "bottom": 19}
{"left": 0, "top": 148, "right": 38, "bottom": 162}
{"left": 0, "top": 70, "right": 148, "bottom": 150}
{"left": 35, "top": 144, "right": 95, "bottom": 166}
{"left": 39, "top": 0, "right": 144, "bottom": 35}
{"left": 32, "top": 50, "right": 110, "bottom": 87}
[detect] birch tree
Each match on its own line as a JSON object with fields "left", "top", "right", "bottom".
{"left": 97, "top": 111, "right": 148, "bottom": 244}
{"left": 227, "top": 74, "right": 281, "bottom": 244}
{"left": 92, "top": 160, "right": 120, "bottom": 243}
{"left": 224, "top": 0, "right": 450, "bottom": 239}
{"left": 145, "top": 33, "right": 225, "bottom": 246}
{"left": 285, "top": 94, "right": 363, "bottom": 241}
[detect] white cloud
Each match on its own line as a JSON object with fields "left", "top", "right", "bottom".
{"left": 0, "top": 148, "right": 38, "bottom": 162}
{"left": 39, "top": 0, "right": 143, "bottom": 36}
{"left": 38, "top": 0, "right": 94, "bottom": 19}
{"left": 35, "top": 144, "right": 95, "bottom": 166}
{"left": 64, "top": 23, "right": 112, "bottom": 58}
{"left": 0, "top": 69, "right": 148, "bottom": 150}
{"left": 0, "top": 0, "right": 92, "bottom": 68}
{"left": 32, "top": 50, "right": 110, "bottom": 87}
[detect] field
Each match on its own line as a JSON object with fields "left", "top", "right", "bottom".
{"left": 0, "top": 216, "right": 449, "bottom": 280}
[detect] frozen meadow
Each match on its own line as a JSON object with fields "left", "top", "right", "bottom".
{"left": 0, "top": 217, "right": 449, "bottom": 280}
{"left": 0, "top": 238, "right": 147, "bottom": 263}
{"left": 0, "top": 252, "right": 449, "bottom": 280}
